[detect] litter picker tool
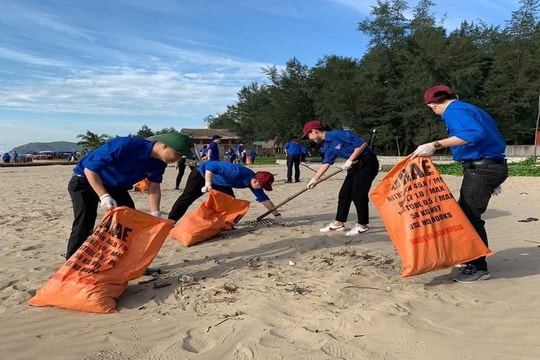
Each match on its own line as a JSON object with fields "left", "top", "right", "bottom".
{"left": 300, "top": 162, "right": 318, "bottom": 173}
{"left": 255, "top": 167, "right": 344, "bottom": 222}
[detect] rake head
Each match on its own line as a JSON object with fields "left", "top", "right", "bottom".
{"left": 247, "top": 218, "right": 276, "bottom": 227}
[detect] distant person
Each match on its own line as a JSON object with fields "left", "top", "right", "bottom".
{"left": 206, "top": 135, "right": 221, "bottom": 161}
{"left": 284, "top": 137, "right": 302, "bottom": 183}
{"left": 174, "top": 156, "right": 187, "bottom": 190}
{"left": 2, "top": 152, "right": 11, "bottom": 163}
{"left": 65, "top": 132, "right": 193, "bottom": 259}
{"left": 249, "top": 149, "right": 258, "bottom": 164}
{"left": 300, "top": 145, "right": 309, "bottom": 162}
{"left": 168, "top": 161, "right": 288, "bottom": 226}
{"left": 12, "top": 151, "right": 19, "bottom": 162}
{"left": 200, "top": 145, "right": 208, "bottom": 161}
{"left": 235, "top": 143, "right": 244, "bottom": 164}
{"left": 226, "top": 148, "right": 236, "bottom": 163}
{"left": 68, "top": 152, "right": 78, "bottom": 162}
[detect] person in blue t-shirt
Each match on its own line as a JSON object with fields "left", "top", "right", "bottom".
{"left": 226, "top": 148, "right": 236, "bottom": 163}
{"left": 248, "top": 149, "right": 257, "bottom": 164}
{"left": 412, "top": 85, "right": 508, "bottom": 283}
{"left": 65, "top": 132, "right": 194, "bottom": 258}
{"left": 2, "top": 152, "right": 10, "bottom": 163}
{"left": 168, "top": 161, "right": 287, "bottom": 225}
{"left": 206, "top": 135, "right": 221, "bottom": 161}
{"left": 302, "top": 120, "right": 379, "bottom": 236}
{"left": 300, "top": 145, "right": 309, "bottom": 162}
{"left": 235, "top": 143, "right": 244, "bottom": 163}
{"left": 284, "top": 137, "right": 303, "bottom": 183}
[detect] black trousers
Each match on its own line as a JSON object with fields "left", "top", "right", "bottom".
{"left": 459, "top": 162, "right": 508, "bottom": 270}
{"left": 286, "top": 154, "right": 301, "bottom": 182}
{"left": 168, "top": 167, "right": 235, "bottom": 221}
{"left": 335, "top": 152, "right": 379, "bottom": 224}
{"left": 175, "top": 165, "right": 186, "bottom": 188}
{"left": 66, "top": 175, "right": 135, "bottom": 259}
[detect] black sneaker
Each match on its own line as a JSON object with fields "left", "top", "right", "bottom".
{"left": 453, "top": 264, "right": 491, "bottom": 283}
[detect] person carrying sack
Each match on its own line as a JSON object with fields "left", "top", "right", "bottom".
{"left": 66, "top": 132, "right": 194, "bottom": 259}
{"left": 302, "top": 120, "right": 379, "bottom": 236}
{"left": 412, "top": 85, "right": 508, "bottom": 283}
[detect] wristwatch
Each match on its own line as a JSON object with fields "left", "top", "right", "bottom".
{"left": 432, "top": 141, "right": 443, "bottom": 150}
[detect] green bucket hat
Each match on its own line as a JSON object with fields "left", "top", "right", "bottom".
{"left": 150, "top": 132, "right": 194, "bottom": 155}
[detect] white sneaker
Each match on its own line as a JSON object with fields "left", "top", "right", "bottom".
{"left": 345, "top": 224, "right": 369, "bottom": 236}
{"left": 319, "top": 223, "right": 345, "bottom": 232}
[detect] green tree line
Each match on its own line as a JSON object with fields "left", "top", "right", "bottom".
{"left": 205, "top": 0, "right": 540, "bottom": 156}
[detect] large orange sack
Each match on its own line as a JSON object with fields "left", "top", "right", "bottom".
{"left": 370, "top": 156, "right": 492, "bottom": 277}
{"left": 169, "top": 189, "right": 250, "bottom": 247}
{"left": 28, "top": 207, "right": 174, "bottom": 313}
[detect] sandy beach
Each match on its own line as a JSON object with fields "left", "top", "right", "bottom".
{"left": 0, "top": 162, "right": 539, "bottom": 360}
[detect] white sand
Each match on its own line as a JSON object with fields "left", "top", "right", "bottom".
{"left": 0, "top": 163, "right": 539, "bottom": 360}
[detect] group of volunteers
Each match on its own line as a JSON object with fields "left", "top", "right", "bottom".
{"left": 66, "top": 84, "right": 507, "bottom": 283}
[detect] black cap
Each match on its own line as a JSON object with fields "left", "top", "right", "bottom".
{"left": 212, "top": 134, "right": 222, "bottom": 140}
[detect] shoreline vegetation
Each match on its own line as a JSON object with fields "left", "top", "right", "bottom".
{"left": 1, "top": 156, "right": 539, "bottom": 176}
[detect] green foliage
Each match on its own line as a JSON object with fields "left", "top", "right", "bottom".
{"left": 76, "top": 131, "right": 110, "bottom": 151}
{"left": 435, "top": 157, "right": 540, "bottom": 176}
{"left": 202, "top": 0, "right": 539, "bottom": 155}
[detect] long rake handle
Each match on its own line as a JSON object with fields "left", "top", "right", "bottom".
{"left": 256, "top": 167, "right": 344, "bottom": 221}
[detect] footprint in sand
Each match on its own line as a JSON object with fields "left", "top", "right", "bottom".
{"left": 321, "top": 340, "right": 370, "bottom": 360}
{"left": 181, "top": 327, "right": 217, "bottom": 353}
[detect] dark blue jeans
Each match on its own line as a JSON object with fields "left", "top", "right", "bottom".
{"left": 286, "top": 154, "right": 301, "bottom": 182}
{"left": 459, "top": 163, "right": 508, "bottom": 270}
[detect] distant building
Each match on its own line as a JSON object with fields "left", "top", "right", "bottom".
{"left": 180, "top": 128, "right": 241, "bottom": 159}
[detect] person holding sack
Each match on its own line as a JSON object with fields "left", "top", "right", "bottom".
{"left": 301, "top": 120, "right": 379, "bottom": 236}
{"left": 66, "top": 132, "right": 194, "bottom": 259}
{"left": 412, "top": 85, "right": 508, "bottom": 283}
{"left": 168, "top": 161, "right": 288, "bottom": 225}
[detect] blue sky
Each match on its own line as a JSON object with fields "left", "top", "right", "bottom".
{"left": 0, "top": 0, "right": 519, "bottom": 151}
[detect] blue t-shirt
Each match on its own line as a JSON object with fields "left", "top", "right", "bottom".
{"left": 198, "top": 161, "right": 269, "bottom": 202}
{"left": 284, "top": 142, "right": 302, "bottom": 156}
{"left": 442, "top": 100, "right": 506, "bottom": 161}
{"left": 207, "top": 141, "right": 220, "bottom": 161}
{"left": 320, "top": 130, "right": 371, "bottom": 165}
{"left": 236, "top": 144, "right": 243, "bottom": 155}
{"left": 73, "top": 137, "right": 167, "bottom": 189}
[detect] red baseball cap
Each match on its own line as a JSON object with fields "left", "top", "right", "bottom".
{"left": 424, "top": 85, "right": 455, "bottom": 104}
{"left": 254, "top": 171, "right": 274, "bottom": 191}
{"left": 301, "top": 120, "right": 325, "bottom": 139}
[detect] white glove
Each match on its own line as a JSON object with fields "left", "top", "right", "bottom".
{"left": 201, "top": 181, "right": 212, "bottom": 193}
{"left": 342, "top": 160, "right": 353, "bottom": 171}
{"left": 151, "top": 211, "right": 162, "bottom": 218}
{"left": 492, "top": 185, "right": 502, "bottom": 196}
{"left": 412, "top": 143, "right": 436, "bottom": 158}
{"left": 99, "top": 193, "right": 117, "bottom": 210}
{"left": 307, "top": 178, "right": 318, "bottom": 189}
{"left": 274, "top": 214, "right": 289, "bottom": 227}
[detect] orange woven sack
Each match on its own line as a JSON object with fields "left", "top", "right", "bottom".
{"left": 169, "top": 189, "right": 250, "bottom": 247}
{"left": 370, "top": 156, "right": 492, "bottom": 277}
{"left": 28, "top": 207, "right": 174, "bottom": 313}
{"left": 133, "top": 178, "right": 149, "bottom": 192}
